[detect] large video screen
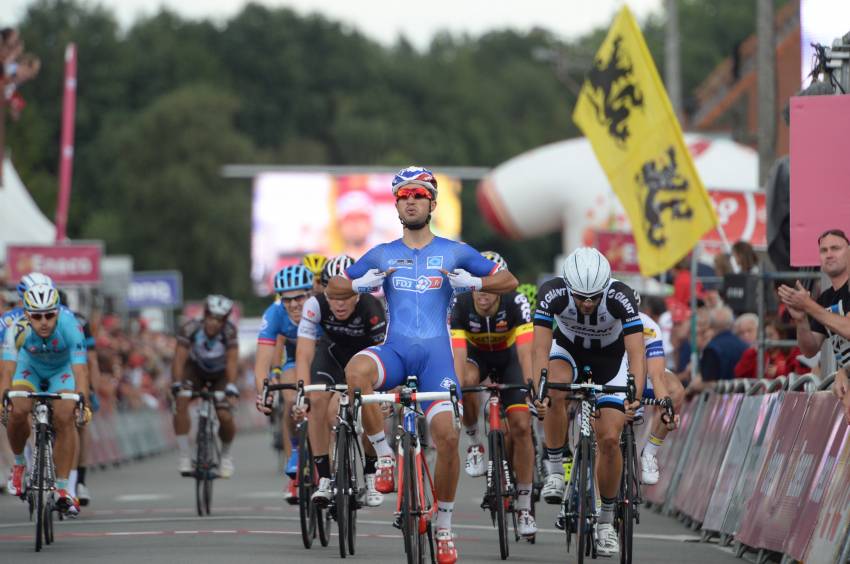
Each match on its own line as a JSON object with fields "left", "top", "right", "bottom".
{"left": 251, "top": 172, "right": 462, "bottom": 295}
{"left": 801, "top": 0, "right": 850, "bottom": 84}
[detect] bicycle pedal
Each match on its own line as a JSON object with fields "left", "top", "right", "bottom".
{"left": 392, "top": 514, "right": 402, "bottom": 530}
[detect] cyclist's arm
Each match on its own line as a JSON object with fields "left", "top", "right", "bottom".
{"left": 450, "top": 329, "right": 468, "bottom": 385}
{"left": 71, "top": 362, "right": 90, "bottom": 401}
{"left": 0, "top": 360, "right": 15, "bottom": 396}
{"left": 513, "top": 293, "right": 534, "bottom": 383}
{"left": 171, "top": 342, "right": 189, "bottom": 385}
{"left": 225, "top": 347, "right": 239, "bottom": 385}
{"left": 295, "top": 337, "right": 316, "bottom": 387}
{"left": 327, "top": 275, "right": 357, "bottom": 299}
{"left": 273, "top": 335, "right": 285, "bottom": 368}
{"left": 530, "top": 325, "right": 553, "bottom": 390}
{"left": 254, "top": 343, "right": 276, "bottom": 395}
{"left": 479, "top": 270, "right": 518, "bottom": 294}
{"left": 624, "top": 332, "right": 646, "bottom": 399}
{"left": 647, "top": 356, "right": 668, "bottom": 399}
{"left": 328, "top": 246, "right": 382, "bottom": 299}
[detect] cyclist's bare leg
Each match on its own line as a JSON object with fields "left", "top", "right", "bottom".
{"left": 216, "top": 407, "right": 235, "bottom": 444}
{"left": 460, "top": 362, "right": 480, "bottom": 429}
{"left": 308, "top": 391, "right": 332, "bottom": 455}
{"left": 52, "top": 396, "right": 79, "bottom": 479}
{"left": 430, "top": 411, "right": 460, "bottom": 501}
{"left": 280, "top": 368, "right": 297, "bottom": 458}
{"left": 174, "top": 395, "right": 191, "bottom": 436}
{"left": 77, "top": 424, "right": 89, "bottom": 468}
{"left": 542, "top": 359, "right": 573, "bottom": 454}
{"left": 6, "top": 391, "right": 33, "bottom": 455}
{"left": 506, "top": 408, "right": 533, "bottom": 484}
{"left": 650, "top": 371, "right": 685, "bottom": 439}
{"left": 345, "top": 355, "right": 382, "bottom": 436}
{"left": 594, "top": 408, "right": 626, "bottom": 500}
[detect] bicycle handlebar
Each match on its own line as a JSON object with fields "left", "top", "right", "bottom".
{"left": 461, "top": 383, "right": 530, "bottom": 394}
{"left": 641, "top": 396, "right": 675, "bottom": 425}
{"left": 176, "top": 389, "right": 227, "bottom": 401}
{"left": 5, "top": 391, "right": 82, "bottom": 401}
{"left": 356, "top": 390, "right": 454, "bottom": 404}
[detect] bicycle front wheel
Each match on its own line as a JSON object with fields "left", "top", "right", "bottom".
{"left": 34, "top": 424, "right": 47, "bottom": 552}
{"left": 575, "top": 437, "right": 590, "bottom": 564}
{"left": 335, "top": 427, "right": 350, "bottom": 558}
{"left": 619, "top": 427, "right": 636, "bottom": 564}
{"left": 195, "top": 417, "right": 208, "bottom": 517}
{"left": 489, "top": 431, "right": 509, "bottom": 560}
{"left": 297, "top": 422, "right": 317, "bottom": 549}
{"left": 400, "top": 433, "right": 421, "bottom": 564}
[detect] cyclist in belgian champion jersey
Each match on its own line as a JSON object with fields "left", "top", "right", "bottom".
{"left": 295, "top": 255, "right": 387, "bottom": 507}
{"left": 1, "top": 283, "right": 91, "bottom": 516}
{"left": 449, "top": 250, "right": 537, "bottom": 537}
{"left": 254, "top": 264, "right": 314, "bottom": 500}
{"left": 532, "top": 247, "right": 646, "bottom": 557}
{"left": 327, "top": 166, "right": 518, "bottom": 564}
{"left": 172, "top": 295, "right": 240, "bottom": 478}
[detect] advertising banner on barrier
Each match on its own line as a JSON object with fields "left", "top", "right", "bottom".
{"left": 6, "top": 243, "right": 103, "bottom": 284}
{"left": 702, "top": 394, "right": 764, "bottom": 533}
{"left": 670, "top": 395, "right": 719, "bottom": 512}
{"left": 126, "top": 271, "right": 183, "bottom": 310}
{"left": 644, "top": 396, "right": 700, "bottom": 505}
{"left": 721, "top": 392, "right": 783, "bottom": 536}
{"left": 736, "top": 392, "right": 812, "bottom": 551}
{"left": 805, "top": 421, "right": 850, "bottom": 563}
{"left": 786, "top": 394, "right": 848, "bottom": 560}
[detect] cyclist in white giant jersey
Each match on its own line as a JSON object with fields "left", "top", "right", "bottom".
{"left": 531, "top": 247, "right": 645, "bottom": 557}
{"left": 327, "top": 166, "right": 518, "bottom": 564}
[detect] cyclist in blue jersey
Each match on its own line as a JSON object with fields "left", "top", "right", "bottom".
{"left": 254, "top": 264, "right": 315, "bottom": 502}
{"left": 1, "top": 283, "right": 90, "bottom": 516}
{"left": 0, "top": 272, "right": 54, "bottom": 344}
{"left": 327, "top": 166, "right": 518, "bottom": 564}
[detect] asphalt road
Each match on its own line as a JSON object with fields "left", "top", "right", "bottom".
{"left": 0, "top": 430, "right": 745, "bottom": 563}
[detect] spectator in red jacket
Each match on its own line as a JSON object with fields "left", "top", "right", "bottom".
{"left": 734, "top": 321, "right": 807, "bottom": 379}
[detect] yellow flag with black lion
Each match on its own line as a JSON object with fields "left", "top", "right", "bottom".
{"left": 573, "top": 6, "right": 717, "bottom": 276}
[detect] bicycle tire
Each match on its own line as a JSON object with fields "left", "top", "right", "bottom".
{"left": 297, "top": 422, "right": 317, "bottom": 549}
{"left": 489, "top": 431, "right": 509, "bottom": 560}
{"left": 619, "top": 426, "right": 636, "bottom": 564}
{"left": 44, "top": 497, "right": 54, "bottom": 545}
{"left": 346, "top": 428, "right": 359, "bottom": 556}
{"left": 195, "top": 416, "right": 208, "bottom": 517}
{"left": 401, "top": 432, "right": 421, "bottom": 564}
{"left": 335, "top": 427, "right": 350, "bottom": 558}
{"left": 34, "top": 424, "right": 46, "bottom": 552}
{"left": 576, "top": 436, "right": 590, "bottom": 564}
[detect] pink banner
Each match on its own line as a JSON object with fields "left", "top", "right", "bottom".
{"left": 736, "top": 392, "right": 811, "bottom": 551}
{"left": 644, "top": 396, "right": 700, "bottom": 505}
{"left": 785, "top": 394, "right": 848, "bottom": 560}
{"left": 805, "top": 421, "right": 850, "bottom": 564}
{"left": 6, "top": 244, "right": 102, "bottom": 284}
{"left": 54, "top": 43, "right": 78, "bottom": 243}
{"left": 790, "top": 94, "right": 850, "bottom": 266}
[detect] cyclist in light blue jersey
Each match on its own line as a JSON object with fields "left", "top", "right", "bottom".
{"left": 327, "top": 166, "right": 518, "bottom": 564}
{"left": 0, "top": 272, "right": 55, "bottom": 343}
{"left": 254, "top": 264, "right": 318, "bottom": 502}
{"left": 1, "top": 283, "right": 90, "bottom": 516}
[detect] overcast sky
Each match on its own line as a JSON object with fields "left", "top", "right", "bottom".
{"left": 2, "top": 0, "right": 663, "bottom": 48}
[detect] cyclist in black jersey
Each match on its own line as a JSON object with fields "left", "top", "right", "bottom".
{"left": 172, "top": 295, "right": 240, "bottom": 478}
{"left": 295, "top": 256, "right": 387, "bottom": 507}
{"left": 450, "top": 251, "right": 537, "bottom": 537}
{"left": 531, "top": 247, "right": 646, "bottom": 557}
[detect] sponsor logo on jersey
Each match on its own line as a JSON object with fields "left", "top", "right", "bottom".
{"left": 440, "top": 378, "right": 454, "bottom": 390}
{"left": 370, "top": 316, "right": 380, "bottom": 325}
{"left": 393, "top": 275, "right": 443, "bottom": 294}
{"left": 643, "top": 327, "right": 657, "bottom": 338}
{"left": 496, "top": 320, "right": 508, "bottom": 330}
{"left": 306, "top": 309, "right": 317, "bottom": 319}
{"left": 426, "top": 256, "right": 444, "bottom": 270}
{"left": 607, "top": 288, "right": 636, "bottom": 315}
{"left": 544, "top": 288, "right": 566, "bottom": 304}
{"left": 469, "top": 320, "right": 481, "bottom": 332}
{"left": 389, "top": 258, "right": 414, "bottom": 268}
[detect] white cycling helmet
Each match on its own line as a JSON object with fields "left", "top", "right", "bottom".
{"left": 563, "top": 247, "right": 611, "bottom": 297}
{"left": 17, "top": 272, "right": 54, "bottom": 299}
{"left": 481, "top": 251, "right": 508, "bottom": 272}
{"left": 204, "top": 294, "right": 234, "bottom": 318}
{"left": 23, "top": 283, "right": 60, "bottom": 312}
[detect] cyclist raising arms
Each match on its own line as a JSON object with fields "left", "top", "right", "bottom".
{"left": 1, "top": 283, "right": 90, "bottom": 516}
{"left": 450, "top": 250, "right": 538, "bottom": 537}
{"left": 254, "top": 265, "right": 314, "bottom": 501}
{"left": 327, "top": 166, "right": 518, "bottom": 564}
{"left": 295, "top": 255, "right": 387, "bottom": 507}
{"left": 532, "top": 248, "right": 645, "bottom": 557}
{"left": 172, "top": 295, "right": 240, "bottom": 478}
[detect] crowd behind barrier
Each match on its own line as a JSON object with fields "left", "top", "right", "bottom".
{"left": 640, "top": 373, "right": 850, "bottom": 564}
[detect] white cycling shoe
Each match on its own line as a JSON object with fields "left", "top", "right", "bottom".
{"left": 465, "top": 445, "right": 486, "bottom": 477}
{"left": 76, "top": 483, "right": 91, "bottom": 506}
{"left": 178, "top": 456, "right": 193, "bottom": 476}
{"left": 640, "top": 450, "right": 660, "bottom": 485}
{"left": 541, "top": 473, "right": 565, "bottom": 504}
{"left": 596, "top": 523, "right": 619, "bottom": 556}
{"left": 219, "top": 455, "right": 234, "bottom": 479}
{"left": 517, "top": 509, "right": 538, "bottom": 538}
{"left": 364, "top": 474, "right": 383, "bottom": 507}
{"left": 311, "top": 477, "right": 333, "bottom": 507}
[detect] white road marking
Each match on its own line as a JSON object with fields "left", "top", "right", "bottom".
{"left": 115, "top": 494, "right": 170, "bottom": 502}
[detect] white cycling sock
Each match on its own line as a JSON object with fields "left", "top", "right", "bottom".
{"left": 367, "top": 431, "right": 393, "bottom": 458}
{"left": 545, "top": 447, "right": 564, "bottom": 476}
{"left": 436, "top": 501, "right": 454, "bottom": 530}
{"left": 599, "top": 496, "right": 616, "bottom": 525}
{"left": 464, "top": 422, "right": 479, "bottom": 445}
{"left": 176, "top": 435, "right": 190, "bottom": 457}
{"left": 643, "top": 434, "right": 664, "bottom": 458}
{"left": 517, "top": 483, "right": 532, "bottom": 511}
{"left": 69, "top": 469, "right": 78, "bottom": 497}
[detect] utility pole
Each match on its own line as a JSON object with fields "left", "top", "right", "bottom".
{"left": 757, "top": 0, "right": 776, "bottom": 186}
{"left": 664, "top": 0, "right": 683, "bottom": 122}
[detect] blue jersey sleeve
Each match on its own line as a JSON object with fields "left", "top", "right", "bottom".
{"left": 257, "top": 304, "right": 282, "bottom": 346}
{"left": 60, "top": 313, "right": 88, "bottom": 366}
{"left": 646, "top": 341, "right": 665, "bottom": 359}
{"left": 454, "top": 243, "right": 497, "bottom": 277}
{"left": 345, "top": 245, "right": 383, "bottom": 280}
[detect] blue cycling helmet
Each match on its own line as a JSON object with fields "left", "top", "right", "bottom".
{"left": 274, "top": 265, "right": 313, "bottom": 293}
{"left": 391, "top": 166, "right": 438, "bottom": 199}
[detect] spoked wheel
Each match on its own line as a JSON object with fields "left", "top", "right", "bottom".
{"left": 203, "top": 474, "right": 213, "bottom": 516}
{"left": 195, "top": 421, "right": 207, "bottom": 517}
{"left": 575, "top": 439, "right": 590, "bottom": 564}
{"left": 619, "top": 427, "right": 637, "bottom": 564}
{"left": 489, "top": 431, "right": 509, "bottom": 560}
{"left": 44, "top": 498, "right": 54, "bottom": 545}
{"left": 335, "top": 429, "right": 350, "bottom": 559}
{"left": 297, "top": 423, "right": 317, "bottom": 549}
{"left": 317, "top": 504, "right": 331, "bottom": 546}
{"left": 401, "top": 433, "right": 421, "bottom": 564}
{"left": 346, "top": 432, "right": 357, "bottom": 556}
{"left": 34, "top": 426, "right": 47, "bottom": 552}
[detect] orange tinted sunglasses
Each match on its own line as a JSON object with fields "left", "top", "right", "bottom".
{"left": 395, "top": 187, "right": 433, "bottom": 200}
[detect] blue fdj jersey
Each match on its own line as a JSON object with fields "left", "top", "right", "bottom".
{"left": 346, "top": 237, "right": 497, "bottom": 342}
{"left": 258, "top": 302, "right": 321, "bottom": 365}
{"left": 1, "top": 308, "right": 87, "bottom": 374}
